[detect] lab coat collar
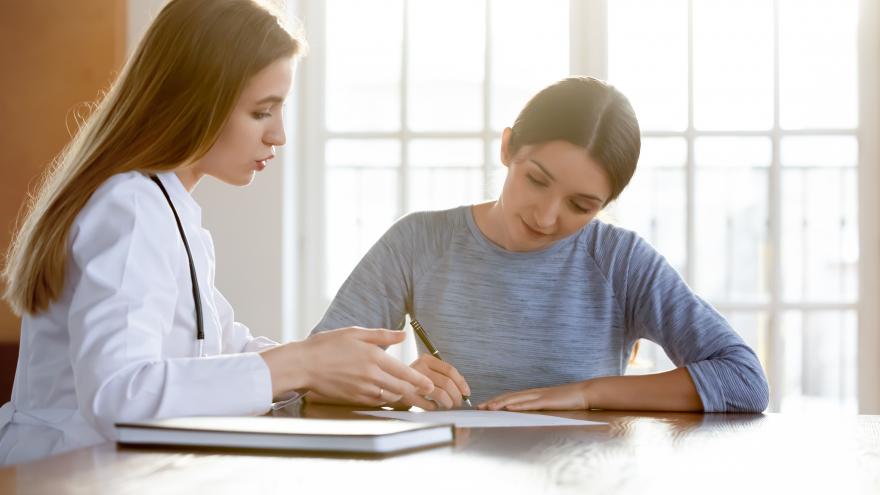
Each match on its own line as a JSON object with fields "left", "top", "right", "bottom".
{"left": 155, "top": 171, "right": 202, "bottom": 225}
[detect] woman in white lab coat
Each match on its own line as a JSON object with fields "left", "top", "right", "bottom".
{"left": 0, "top": 0, "right": 432, "bottom": 465}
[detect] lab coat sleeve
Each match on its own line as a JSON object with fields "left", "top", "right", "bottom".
{"left": 66, "top": 182, "right": 273, "bottom": 439}
{"left": 214, "top": 288, "right": 278, "bottom": 354}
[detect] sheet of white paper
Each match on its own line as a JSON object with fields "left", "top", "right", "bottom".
{"left": 354, "top": 410, "right": 605, "bottom": 428}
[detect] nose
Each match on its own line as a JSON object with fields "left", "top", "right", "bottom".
{"left": 264, "top": 118, "right": 286, "bottom": 147}
{"left": 533, "top": 197, "right": 560, "bottom": 230}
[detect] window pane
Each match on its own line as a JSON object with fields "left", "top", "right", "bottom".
{"left": 780, "top": 310, "right": 858, "bottom": 413}
{"left": 325, "top": 140, "right": 400, "bottom": 298}
{"left": 326, "top": 0, "right": 403, "bottom": 131}
{"left": 693, "top": 0, "right": 773, "bottom": 130}
{"left": 781, "top": 136, "right": 858, "bottom": 302}
{"left": 488, "top": 138, "right": 506, "bottom": 199}
{"left": 607, "top": 138, "right": 687, "bottom": 274}
{"left": 608, "top": 0, "right": 688, "bottom": 131}
{"left": 778, "top": 0, "right": 857, "bottom": 129}
{"left": 490, "top": 0, "right": 568, "bottom": 131}
{"left": 408, "top": 139, "right": 484, "bottom": 212}
{"left": 694, "top": 138, "right": 771, "bottom": 302}
{"left": 408, "top": 0, "right": 484, "bottom": 131}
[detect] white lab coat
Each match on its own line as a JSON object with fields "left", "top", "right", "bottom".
{"left": 0, "top": 171, "right": 278, "bottom": 465}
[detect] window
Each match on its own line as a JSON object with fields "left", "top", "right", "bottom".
{"left": 605, "top": 0, "right": 859, "bottom": 413}
{"left": 293, "top": 0, "right": 871, "bottom": 413}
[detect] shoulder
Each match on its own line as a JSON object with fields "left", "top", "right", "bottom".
{"left": 71, "top": 172, "right": 178, "bottom": 250}
{"left": 80, "top": 171, "right": 168, "bottom": 216}
{"left": 581, "top": 218, "right": 665, "bottom": 272}
{"left": 383, "top": 206, "right": 465, "bottom": 244}
{"left": 582, "top": 218, "right": 644, "bottom": 255}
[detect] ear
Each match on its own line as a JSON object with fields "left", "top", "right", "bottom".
{"left": 500, "top": 127, "right": 514, "bottom": 167}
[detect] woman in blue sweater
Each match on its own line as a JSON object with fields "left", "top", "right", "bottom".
{"left": 310, "top": 77, "right": 770, "bottom": 413}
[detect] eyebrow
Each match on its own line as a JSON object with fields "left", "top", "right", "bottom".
{"left": 530, "top": 159, "right": 606, "bottom": 205}
{"left": 254, "top": 95, "right": 284, "bottom": 105}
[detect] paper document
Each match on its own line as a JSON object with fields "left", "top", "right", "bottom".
{"left": 355, "top": 409, "right": 605, "bottom": 428}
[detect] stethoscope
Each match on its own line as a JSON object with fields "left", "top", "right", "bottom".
{"left": 150, "top": 175, "right": 206, "bottom": 357}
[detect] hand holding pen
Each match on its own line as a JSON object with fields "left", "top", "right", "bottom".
{"left": 408, "top": 318, "right": 474, "bottom": 409}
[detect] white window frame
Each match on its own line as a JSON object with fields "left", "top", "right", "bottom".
{"left": 288, "top": 0, "right": 880, "bottom": 413}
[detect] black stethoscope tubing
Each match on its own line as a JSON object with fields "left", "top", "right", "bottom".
{"left": 149, "top": 175, "right": 205, "bottom": 351}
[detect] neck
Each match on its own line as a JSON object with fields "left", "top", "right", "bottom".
{"left": 174, "top": 167, "right": 204, "bottom": 193}
{"left": 474, "top": 200, "right": 513, "bottom": 250}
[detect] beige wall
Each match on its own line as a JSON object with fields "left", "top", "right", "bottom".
{"left": 0, "top": 0, "right": 127, "bottom": 342}
{"left": 126, "top": 0, "right": 288, "bottom": 343}
{"left": 858, "top": 0, "right": 880, "bottom": 414}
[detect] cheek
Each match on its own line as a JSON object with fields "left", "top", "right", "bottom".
{"left": 221, "top": 120, "right": 253, "bottom": 150}
{"left": 206, "top": 129, "right": 239, "bottom": 162}
{"left": 502, "top": 175, "right": 535, "bottom": 206}
{"left": 215, "top": 114, "right": 258, "bottom": 152}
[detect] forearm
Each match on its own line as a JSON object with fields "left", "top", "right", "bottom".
{"left": 586, "top": 367, "right": 703, "bottom": 412}
{"left": 83, "top": 355, "right": 273, "bottom": 437}
{"left": 259, "top": 343, "right": 310, "bottom": 400}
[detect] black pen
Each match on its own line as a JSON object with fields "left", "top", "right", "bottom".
{"left": 410, "top": 318, "right": 473, "bottom": 408}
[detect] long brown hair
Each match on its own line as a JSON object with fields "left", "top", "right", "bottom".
{"left": 3, "top": 0, "right": 305, "bottom": 315}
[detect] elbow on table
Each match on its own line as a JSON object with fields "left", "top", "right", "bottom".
{"left": 738, "top": 374, "right": 770, "bottom": 413}
{"left": 728, "top": 359, "right": 770, "bottom": 413}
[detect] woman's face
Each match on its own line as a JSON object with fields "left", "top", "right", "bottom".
{"left": 494, "top": 127, "right": 611, "bottom": 252}
{"left": 194, "top": 57, "right": 294, "bottom": 186}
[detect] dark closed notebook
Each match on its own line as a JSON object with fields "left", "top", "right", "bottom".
{"left": 115, "top": 416, "right": 454, "bottom": 454}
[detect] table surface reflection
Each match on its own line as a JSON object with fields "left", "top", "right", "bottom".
{"left": 1, "top": 405, "right": 878, "bottom": 494}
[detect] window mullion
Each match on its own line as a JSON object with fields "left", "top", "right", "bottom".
{"left": 483, "top": 0, "right": 493, "bottom": 200}
{"left": 569, "top": 0, "right": 607, "bottom": 78}
{"left": 686, "top": 0, "right": 695, "bottom": 287}
{"left": 766, "top": 0, "right": 784, "bottom": 412}
{"left": 400, "top": 0, "right": 410, "bottom": 217}
{"left": 298, "top": 0, "right": 328, "bottom": 337}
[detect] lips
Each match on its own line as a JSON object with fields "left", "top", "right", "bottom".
{"left": 254, "top": 154, "right": 274, "bottom": 172}
{"left": 521, "top": 217, "right": 552, "bottom": 237}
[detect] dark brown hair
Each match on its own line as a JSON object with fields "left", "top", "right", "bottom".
{"left": 508, "top": 76, "right": 641, "bottom": 204}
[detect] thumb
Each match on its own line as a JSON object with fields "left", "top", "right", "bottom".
{"left": 352, "top": 328, "right": 406, "bottom": 346}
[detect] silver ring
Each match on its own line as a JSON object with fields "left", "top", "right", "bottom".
{"left": 378, "top": 388, "right": 385, "bottom": 401}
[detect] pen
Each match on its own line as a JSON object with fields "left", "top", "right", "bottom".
{"left": 410, "top": 318, "right": 473, "bottom": 408}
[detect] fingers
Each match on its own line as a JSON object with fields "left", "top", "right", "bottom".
{"left": 362, "top": 367, "right": 444, "bottom": 411}
{"left": 355, "top": 352, "right": 436, "bottom": 407}
{"left": 478, "top": 384, "right": 589, "bottom": 411}
{"left": 420, "top": 368, "right": 460, "bottom": 408}
{"left": 345, "top": 327, "right": 407, "bottom": 347}
{"left": 503, "top": 400, "right": 548, "bottom": 411}
{"left": 301, "top": 328, "right": 433, "bottom": 407}
{"left": 372, "top": 368, "right": 418, "bottom": 403}
{"left": 357, "top": 387, "right": 402, "bottom": 408}
{"left": 478, "top": 391, "right": 542, "bottom": 411}
{"left": 422, "top": 355, "right": 471, "bottom": 400}
{"left": 347, "top": 370, "right": 409, "bottom": 407}
{"left": 405, "top": 394, "right": 439, "bottom": 411}
{"left": 410, "top": 354, "right": 471, "bottom": 409}
{"left": 345, "top": 328, "right": 435, "bottom": 395}
{"left": 375, "top": 351, "right": 434, "bottom": 395}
